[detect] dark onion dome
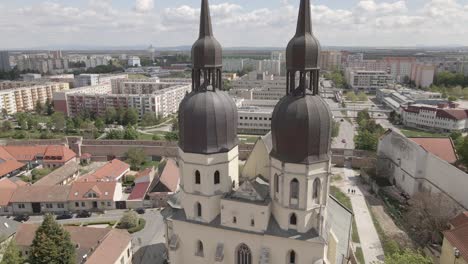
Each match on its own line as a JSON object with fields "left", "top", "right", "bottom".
{"left": 271, "top": 94, "right": 332, "bottom": 164}
{"left": 192, "top": 0, "right": 222, "bottom": 69}
{"left": 179, "top": 90, "right": 238, "bottom": 154}
{"left": 271, "top": 0, "right": 332, "bottom": 164}
{"left": 286, "top": 0, "right": 321, "bottom": 71}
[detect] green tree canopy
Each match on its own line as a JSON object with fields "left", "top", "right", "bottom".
{"left": 123, "top": 126, "right": 139, "bottom": 140}
{"left": 29, "top": 214, "right": 76, "bottom": 264}
{"left": 1, "top": 120, "right": 12, "bottom": 132}
{"left": 125, "top": 148, "right": 146, "bottom": 170}
{"left": 385, "top": 249, "right": 432, "bottom": 264}
{"left": 94, "top": 118, "right": 105, "bottom": 131}
{"left": 104, "top": 107, "right": 117, "bottom": 124}
{"left": 123, "top": 108, "right": 139, "bottom": 126}
{"left": 51, "top": 112, "right": 65, "bottom": 131}
{"left": 119, "top": 211, "right": 139, "bottom": 229}
{"left": 35, "top": 100, "right": 44, "bottom": 114}
{"left": 457, "top": 135, "right": 468, "bottom": 168}
{"left": 1, "top": 240, "right": 24, "bottom": 264}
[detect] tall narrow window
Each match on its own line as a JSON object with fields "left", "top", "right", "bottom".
{"left": 233, "top": 216, "right": 237, "bottom": 224}
{"left": 290, "top": 179, "right": 299, "bottom": 199}
{"left": 195, "top": 240, "right": 204, "bottom": 257}
{"left": 288, "top": 250, "right": 296, "bottom": 264}
{"left": 250, "top": 218, "right": 255, "bottom": 227}
{"left": 195, "top": 170, "right": 201, "bottom": 184}
{"left": 290, "top": 213, "right": 297, "bottom": 226}
{"left": 313, "top": 178, "right": 321, "bottom": 203}
{"left": 236, "top": 244, "right": 252, "bottom": 264}
{"left": 196, "top": 202, "right": 202, "bottom": 218}
{"left": 274, "top": 174, "right": 279, "bottom": 193}
{"left": 214, "top": 171, "right": 220, "bottom": 184}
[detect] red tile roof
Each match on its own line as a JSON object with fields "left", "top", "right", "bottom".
{"left": 444, "top": 222, "right": 468, "bottom": 262}
{"left": 1, "top": 145, "right": 76, "bottom": 163}
{"left": 0, "top": 160, "right": 26, "bottom": 177}
{"left": 43, "top": 145, "right": 76, "bottom": 162}
{"left": 0, "top": 179, "right": 17, "bottom": 206}
{"left": 10, "top": 185, "right": 72, "bottom": 203}
{"left": 403, "top": 105, "right": 468, "bottom": 121}
{"left": 159, "top": 159, "right": 179, "bottom": 192}
{"left": 128, "top": 182, "right": 150, "bottom": 200}
{"left": 80, "top": 159, "right": 129, "bottom": 182}
{"left": 68, "top": 181, "right": 117, "bottom": 201}
{"left": 85, "top": 229, "right": 132, "bottom": 264}
{"left": 450, "top": 212, "right": 468, "bottom": 228}
{"left": 410, "top": 137, "right": 458, "bottom": 164}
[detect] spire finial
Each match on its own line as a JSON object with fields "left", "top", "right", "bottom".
{"left": 199, "top": 0, "right": 213, "bottom": 38}
{"left": 296, "top": 0, "right": 312, "bottom": 36}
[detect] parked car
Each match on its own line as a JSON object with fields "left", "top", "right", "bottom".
{"left": 76, "top": 211, "right": 92, "bottom": 218}
{"left": 14, "top": 215, "right": 30, "bottom": 222}
{"left": 136, "top": 208, "right": 146, "bottom": 214}
{"left": 56, "top": 212, "right": 74, "bottom": 220}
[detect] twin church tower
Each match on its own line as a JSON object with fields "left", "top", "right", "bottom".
{"left": 165, "top": 0, "right": 335, "bottom": 263}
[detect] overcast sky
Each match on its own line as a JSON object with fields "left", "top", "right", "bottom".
{"left": 0, "top": 0, "right": 468, "bottom": 49}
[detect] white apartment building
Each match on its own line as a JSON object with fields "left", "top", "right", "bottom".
{"left": 54, "top": 79, "right": 190, "bottom": 119}
{"left": 21, "top": 74, "right": 42, "bottom": 82}
{"left": 0, "top": 82, "right": 69, "bottom": 114}
{"left": 84, "top": 56, "right": 111, "bottom": 69}
{"left": 128, "top": 56, "right": 141, "bottom": 67}
{"left": 345, "top": 69, "right": 393, "bottom": 93}
{"left": 238, "top": 107, "right": 273, "bottom": 135}
{"left": 258, "top": 59, "right": 281, "bottom": 76}
{"left": 402, "top": 104, "right": 468, "bottom": 132}
{"left": 74, "top": 74, "right": 99, "bottom": 88}
{"left": 0, "top": 51, "right": 11, "bottom": 71}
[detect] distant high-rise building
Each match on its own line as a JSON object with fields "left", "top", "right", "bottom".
{"left": 74, "top": 74, "right": 99, "bottom": 88}
{"left": 320, "top": 50, "right": 342, "bottom": 71}
{"left": 0, "top": 51, "right": 11, "bottom": 71}
{"left": 128, "top": 56, "right": 141, "bottom": 67}
{"left": 410, "top": 63, "right": 435, "bottom": 88}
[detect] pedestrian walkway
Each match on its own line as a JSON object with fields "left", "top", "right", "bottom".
{"left": 339, "top": 166, "right": 384, "bottom": 264}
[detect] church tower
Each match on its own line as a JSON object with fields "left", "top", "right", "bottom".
{"left": 270, "top": 0, "right": 333, "bottom": 234}
{"left": 177, "top": 0, "right": 239, "bottom": 224}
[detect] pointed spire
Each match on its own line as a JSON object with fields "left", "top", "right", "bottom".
{"left": 199, "top": 0, "right": 213, "bottom": 38}
{"left": 295, "top": 0, "right": 312, "bottom": 36}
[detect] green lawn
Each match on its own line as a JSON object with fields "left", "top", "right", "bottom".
{"left": 238, "top": 135, "right": 260, "bottom": 144}
{"left": 355, "top": 247, "right": 365, "bottom": 264}
{"left": 400, "top": 128, "right": 447, "bottom": 138}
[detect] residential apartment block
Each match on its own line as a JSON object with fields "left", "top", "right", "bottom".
{"left": 320, "top": 50, "right": 343, "bottom": 71}
{"left": 53, "top": 79, "right": 190, "bottom": 118}
{"left": 410, "top": 63, "right": 436, "bottom": 88}
{"left": 0, "top": 82, "right": 69, "bottom": 114}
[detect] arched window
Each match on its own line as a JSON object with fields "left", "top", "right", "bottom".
{"left": 274, "top": 174, "right": 279, "bottom": 193}
{"left": 214, "top": 171, "right": 220, "bottom": 184}
{"left": 250, "top": 218, "right": 255, "bottom": 227}
{"left": 313, "top": 178, "right": 321, "bottom": 202}
{"left": 289, "top": 213, "right": 297, "bottom": 226}
{"left": 236, "top": 244, "right": 252, "bottom": 264}
{"left": 288, "top": 250, "right": 296, "bottom": 264}
{"left": 233, "top": 216, "right": 237, "bottom": 224}
{"left": 195, "top": 240, "right": 204, "bottom": 257}
{"left": 290, "top": 179, "right": 299, "bottom": 199}
{"left": 195, "top": 170, "right": 201, "bottom": 184}
{"left": 195, "top": 202, "right": 202, "bottom": 218}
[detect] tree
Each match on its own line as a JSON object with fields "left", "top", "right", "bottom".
{"left": 65, "top": 118, "right": 76, "bottom": 133}
{"left": 404, "top": 192, "right": 461, "bottom": 246}
{"left": 123, "top": 126, "right": 139, "bottom": 140}
{"left": 123, "top": 108, "right": 138, "bottom": 126}
{"left": 171, "top": 117, "right": 179, "bottom": 132}
{"left": 104, "top": 107, "right": 117, "bottom": 124}
{"left": 345, "top": 91, "right": 358, "bottom": 102}
{"left": 1, "top": 120, "right": 12, "bottom": 132}
{"left": 457, "top": 135, "right": 468, "bottom": 168}
{"left": 118, "top": 211, "right": 139, "bottom": 229}
{"left": 141, "top": 112, "right": 159, "bottom": 127}
{"left": 50, "top": 112, "right": 65, "bottom": 131}
{"left": 15, "top": 113, "right": 28, "bottom": 130}
{"left": 125, "top": 148, "right": 146, "bottom": 170}
{"left": 45, "top": 98, "right": 54, "bottom": 116}
{"left": 27, "top": 116, "right": 39, "bottom": 131}
{"left": 448, "top": 96, "right": 458, "bottom": 102}
{"left": 152, "top": 134, "right": 162, "bottom": 141}
{"left": 356, "top": 109, "right": 371, "bottom": 126}
{"left": 106, "top": 129, "right": 124, "bottom": 139}
{"left": 164, "top": 132, "right": 179, "bottom": 141}
{"left": 463, "top": 87, "right": 468, "bottom": 99}
{"left": 385, "top": 249, "right": 432, "bottom": 264}
{"left": 354, "top": 130, "right": 379, "bottom": 151}
{"left": 35, "top": 100, "right": 44, "bottom": 114}
{"left": 1, "top": 240, "right": 24, "bottom": 264}
{"left": 1, "top": 108, "right": 8, "bottom": 118}
{"left": 29, "top": 214, "right": 76, "bottom": 264}
{"left": 94, "top": 118, "right": 105, "bottom": 131}
{"left": 357, "top": 92, "right": 368, "bottom": 102}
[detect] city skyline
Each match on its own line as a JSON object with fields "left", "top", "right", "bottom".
{"left": 0, "top": 0, "right": 468, "bottom": 49}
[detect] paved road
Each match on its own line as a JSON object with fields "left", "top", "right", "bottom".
{"left": 338, "top": 166, "right": 384, "bottom": 264}
{"left": 333, "top": 119, "right": 356, "bottom": 149}
{"left": 132, "top": 209, "right": 167, "bottom": 264}
{"left": 27, "top": 210, "right": 127, "bottom": 224}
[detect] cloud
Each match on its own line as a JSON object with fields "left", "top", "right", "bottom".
{"left": 135, "top": 0, "right": 154, "bottom": 13}
{"left": 0, "top": 0, "right": 468, "bottom": 48}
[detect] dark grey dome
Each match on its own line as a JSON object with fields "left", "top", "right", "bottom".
{"left": 271, "top": 94, "right": 332, "bottom": 164}
{"left": 286, "top": 0, "right": 321, "bottom": 71}
{"left": 178, "top": 90, "right": 238, "bottom": 154}
{"left": 192, "top": 0, "right": 222, "bottom": 68}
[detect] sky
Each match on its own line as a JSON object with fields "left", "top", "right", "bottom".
{"left": 0, "top": 0, "right": 468, "bottom": 49}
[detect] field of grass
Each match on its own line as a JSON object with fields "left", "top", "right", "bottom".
{"left": 330, "top": 186, "right": 361, "bottom": 244}
{"left": 238, "top": 135, "right": 260, "bottom": 144}
{"left": 355, "top": 247, "right": 365, "bottom": 264}
{"left": 400, "top": 128, "right": 446, "bottom": 138}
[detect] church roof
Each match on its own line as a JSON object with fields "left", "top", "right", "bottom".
{"left": 224, "top": 177, "right": 270, "bottom": 205}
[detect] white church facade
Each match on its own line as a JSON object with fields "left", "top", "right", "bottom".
{"left": 164, "top": 1, "right": 352, "bottom": 263}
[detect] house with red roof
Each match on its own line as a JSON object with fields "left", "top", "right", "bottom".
{"left": 0, "top": 178, "right": 25, "bottom": 215}
{"left": 440, "top": 212, "right": 468, "bottom": 264}
{"left": 378, "top": 130, "right": 468, "bottom": 209}
{"left": 68, "top": 181, "right": 123, "bottom": 212}
{"left": 78, "top": 159, "right": 130, "bottom": 182}
{"left": 148, "top": 159, "right": 180, "bottom": 207}
{"left": 0, "top": 144, "right": 76, "bottom": 170}
{"left": 0, "top": 147, "right": 26, "bottom": 180}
